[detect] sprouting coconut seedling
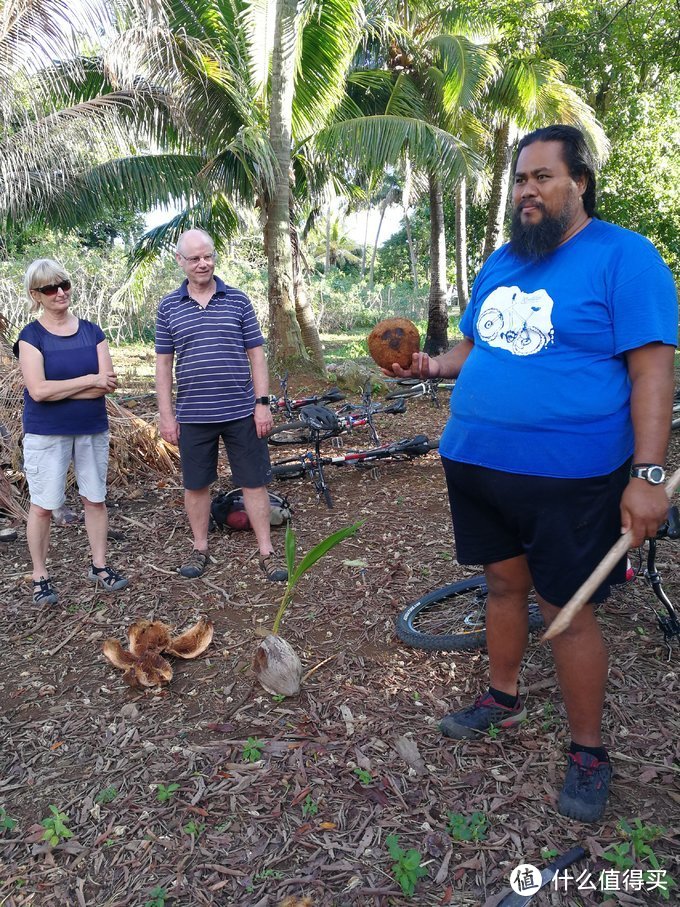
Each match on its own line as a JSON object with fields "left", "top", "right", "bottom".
{"left": 253, "top": 521, "right": 362, "bottom": 697}
{"left": 102, "top": 618, "right": 213, "bottom": 688}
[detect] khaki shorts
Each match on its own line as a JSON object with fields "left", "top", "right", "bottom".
{"left": 23, "top": 432, "right": 110, "bottom": 510}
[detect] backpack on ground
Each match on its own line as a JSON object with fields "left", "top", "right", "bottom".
{"left": 210, "top": 488, "right": 292, "bottom": 531}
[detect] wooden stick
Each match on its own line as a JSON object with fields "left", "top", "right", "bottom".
{"left": 543, "top": 465, "right": 680, "bottom": 641}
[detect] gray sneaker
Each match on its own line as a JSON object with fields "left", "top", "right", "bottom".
{"left": 440, "top": 691, "right": 526, "bottom": 739}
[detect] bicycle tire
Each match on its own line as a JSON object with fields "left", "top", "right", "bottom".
{"left": 271, "top": 462, "right": 306, "bottom": 479}
{"left": 671, "top": 403, "right": 680, "bottom": 430}
{"left": 385, "top": 385, "right": 426, "bottom": 401}
{"left": 395, "top": 575, "right": 544, "bottom": 652}
{"left": 267, "top": 421, "right": 314, "bottom": 446}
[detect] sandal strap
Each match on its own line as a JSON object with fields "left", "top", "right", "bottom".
{"left": 33, "top": 577, "right": 56, "bottom": 603}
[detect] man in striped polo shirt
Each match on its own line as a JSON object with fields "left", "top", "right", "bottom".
{"left": 155, "top": 228, "right": 287, "bottom": 583}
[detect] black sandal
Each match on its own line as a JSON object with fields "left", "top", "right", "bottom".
{"left": 33, "top": 576, "right": 58, "bottom": 605}
{"left": 88, "top": 564, "right": 129, "bottom": 592}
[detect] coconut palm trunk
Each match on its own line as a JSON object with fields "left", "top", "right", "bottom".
{"left": 455, "top": 177, "right": 469, "bottom": 314}
{"left": 424, "top": 170, "right": 448, "bottom": 354}
{"left": 291, "top": 222, "right": 325, "bottom": 372}
{"left": 402, "top": 156, "right": 418, "bottom": 290}
{"left": 266, "top": 0, "right": 307, "bottom": 365}
{"left": 482, "top": 121, "right": 514, "bottom": 261}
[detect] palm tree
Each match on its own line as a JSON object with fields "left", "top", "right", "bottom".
{"left": 480, "top": 58, "right": 608, "bottom": 261}
{"left": 317, "top": 6, "right": 494, "bottom": 353}
{"left": 0, "top": 0, "right": 363, "bottom": 368}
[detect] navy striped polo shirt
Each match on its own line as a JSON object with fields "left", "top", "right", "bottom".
{"left": 155, "top": 276, "right": 265, "bottom": 423}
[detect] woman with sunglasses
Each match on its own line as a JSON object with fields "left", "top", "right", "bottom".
{"left": 15, "top": 258, "right": 129, "bottom": 605}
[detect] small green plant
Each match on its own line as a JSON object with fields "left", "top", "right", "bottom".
{"left": 272, "top": 522, "right": 363, "bottom": 634}
{"left": 602, "top": 841, "right": 635, "bottom": 870}
{"left": 272, "top": 694, "right": 286, "bottom": 702}
{"left": 183, "top": 820, "right": 205, "bottom": 838}
{"left": 386, "top": 834, "right": 428, "bottom": 897}
{"left": 95, "top": 786, "right": 118, "bottom": 805}
{"left": 0, "top": 806, "right": 18, "bottom": 833}
{"left": 540, "top": 846, "right": 558, "bottom": 861}
{"left": 487, "top": 724, "right": 500, "bottom": 739}
{"left": 41, "top": 805, "right": 73, "bottom": 847}
{"left": 447, "top": 811, "right": 488, "bottom": 843}
{"left": 156, "top": 783, "right": 180, "bottom": 803}
{"left": 301, "top": 794, "right": 318, "bottom": 818}
{"left": 353, "top": 767, "right": 373, "bottom": 785}
{"left": 144, "top": 886, "right": 167, "bottom": 907}
{"left": 619, "top": 818, "right": 665, "bottom": 863}
{"left": 242, "top": 737, "right": 265, "bottom": 762}
{"left": 255, "top": 868, "right": 284, "bottom": 881}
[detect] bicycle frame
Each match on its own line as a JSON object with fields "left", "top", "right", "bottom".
{"left": 270, "top": 372, "right": 345, "bottom": 418}
{"left": 385, "top": 377, "right": 454, "bottom": 408}
{"left": 272, "top": 435, "right": 439, "bottom": 508}
{"left": 637, "top": 508, "right": 680, "bottom": 658}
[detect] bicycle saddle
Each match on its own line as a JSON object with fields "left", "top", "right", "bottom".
{"left": 299, "top": 403, "right": 340, "bottom": 432}
{"left": 320, "top": 387, "right": 345, "bottom": 403}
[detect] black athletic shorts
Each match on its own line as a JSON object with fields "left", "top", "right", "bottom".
{"left": 441, "top": 457, "right": 631, "bottom": 607}
{"left": 179, "top": 417, "right": 272, "bottom": 491}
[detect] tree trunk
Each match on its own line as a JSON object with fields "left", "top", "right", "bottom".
{"left": 266, "top": 0, "right": 307, "bottom": 366}
{"left": 360, "top": 203, "right": 370, "bottom": 277}
{"left": 455, "top": 177, "right": 469, "bottom": 314}
{"left": 324, "top": 202, "right": 331, "bottom": 274}
{"left": 424, "top": 171, "right": 448, "bottom": 355}
{"left": 402, "top": 156, "right": 418, "bottom": 290}
{"left": 368, "top": 198, "right": 388, "bottom": 289}
{"left": 291, "top": 221, "right": 325, "bottom": 373}
{"left": 482, "top": 121, "right": 513, "bottom": 261}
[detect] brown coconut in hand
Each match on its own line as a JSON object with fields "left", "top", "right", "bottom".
{"left": 367, "top": 317, "right": 420, "bottom": 370}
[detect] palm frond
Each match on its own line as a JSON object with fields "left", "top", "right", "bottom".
{"left": 317, "top": 114, "right": 483, "bottom": 184}
{"left": 293, "top": 0, "right": 365, "bottom": 137}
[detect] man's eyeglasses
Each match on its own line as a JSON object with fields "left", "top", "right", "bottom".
{"left": 33, "top": 279, "right": 72, "bottom": 296}
{"left": 177, "top": 251, "right": 217, "bottom": 266}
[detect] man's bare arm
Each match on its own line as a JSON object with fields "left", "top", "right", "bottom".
{"left": 155, "top": 352, "right": 179, "bottom": 445}
{"left": 384, "top": 337, "right": 475, "bottom": 381}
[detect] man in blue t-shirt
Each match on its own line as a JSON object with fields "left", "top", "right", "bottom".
{"left": 387, "top": 125, "right": 677, "bottom": 823}
{"left": 155, "top": 228, "right": 287, "bottom": 583}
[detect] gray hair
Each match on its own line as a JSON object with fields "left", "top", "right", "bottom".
{"left": 24, "top": 259, "right": 70, "bottom": 313}
{"left": 176, "top": 229, "right": 214, "bottom": 255}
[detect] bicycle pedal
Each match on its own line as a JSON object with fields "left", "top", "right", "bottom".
{"left": 331, "top": 437, "right": 344, "bottom": 449}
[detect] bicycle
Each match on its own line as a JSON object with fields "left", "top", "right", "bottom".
{"left": 385, "top": 377, "right": 455, "bottom": 408}
{"left": 395, "top": 506, "right": 680, "bottom": 655}
{"left": 267, "top": 397, "right": 406, "bottom": 447}
{"left": 269, "top": 372, "right": 346, "bottom": 418}
{"left": 271, "top": 434, "right": 440, "bottom": 508}
{"left": 671, "top": 389, "right": 680, "bottom": 430}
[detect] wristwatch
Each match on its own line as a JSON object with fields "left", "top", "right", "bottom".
{"left": 630, "top": 463, "right": 666, "bottom": 485}
{"left": 255, "top": 395, "right": 271, "bottom": 405}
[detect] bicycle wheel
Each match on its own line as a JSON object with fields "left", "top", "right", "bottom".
{"left": 395, "top": 575, "right": 544, "bottom": 652}
{"left": 271, "top": 462, "right": 306, "bottom": 479}
{"left": 671, "top": 403, "right": 680, "bottom": 430}
{"left": 268, "top": 421, "right": 314, "bottom": 446}
{"left": 385, "top": 385, "right": 425, "bottom": 401}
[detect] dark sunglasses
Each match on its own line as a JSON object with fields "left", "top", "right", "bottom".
{"left": 33, "top": 279, "right": 72, "bottom": 296}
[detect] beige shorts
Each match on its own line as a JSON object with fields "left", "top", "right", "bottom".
{"left": 23, "top": 432, "right": 110, "bottom": 510}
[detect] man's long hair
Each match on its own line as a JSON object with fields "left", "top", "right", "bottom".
{"left": 515, "top": 125, "right": 597, "bottom": 216}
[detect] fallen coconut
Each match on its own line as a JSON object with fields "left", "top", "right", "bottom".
{"left": 367, "top": 317, "right": 420, "bottom": 370}
{"left": 252, "top": 635, "right": 303, "bottom": 697}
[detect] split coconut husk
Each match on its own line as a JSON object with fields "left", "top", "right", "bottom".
{"left": 367, "top": 317, "right": 420, "bottom": 370}
{"left": 252, "top": 635, "right": 303, "bottom": 697}
{"left": 103, "top": 618, "right": 213, "bottom": 688}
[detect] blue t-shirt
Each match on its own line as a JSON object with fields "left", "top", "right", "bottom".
{"left": 16, "top": 319, "right": 108, "bottom": 436}
{"left": 439, "top": 220, "right": 678, "bottom": 478}
{"left": 155, "top": 277, "right": 265, "bottom": 423}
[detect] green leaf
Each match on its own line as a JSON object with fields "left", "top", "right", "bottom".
{"left": 285, "top": 523, "right": 297, "bottom": 578}
{"left": 289, "top": 521, "right": 363, "bottom": 587}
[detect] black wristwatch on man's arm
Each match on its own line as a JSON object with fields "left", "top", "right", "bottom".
{"left": 255, "top": 396, "right": 271, "bottom": 406}
{"left": 630, "top": 463, "right": 666, "bottom": 485}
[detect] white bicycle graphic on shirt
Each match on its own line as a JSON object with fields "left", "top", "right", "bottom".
{"left": 477, "top": 286, "right": 554, "bottom": 356}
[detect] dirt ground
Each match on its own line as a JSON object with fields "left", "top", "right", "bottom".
{"left": 0, "top": 373, "right": 679, "bottom": 907}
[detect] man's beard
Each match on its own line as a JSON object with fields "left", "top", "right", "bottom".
{"left": 509, "top": 204, "right": 571, "bottom": 262}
